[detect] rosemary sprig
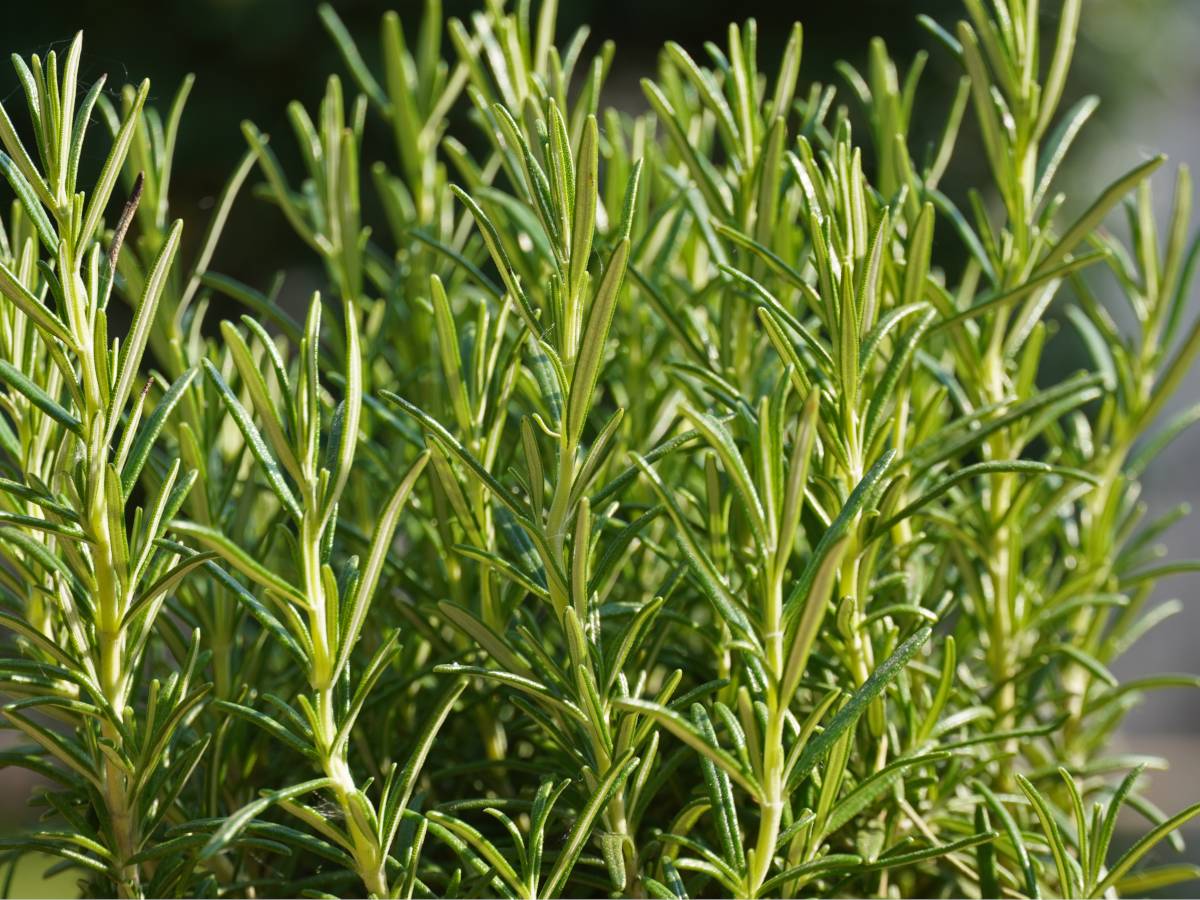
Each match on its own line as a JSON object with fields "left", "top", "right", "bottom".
{"left": 1, "top": 3, "right": 1199, "bottom": 898}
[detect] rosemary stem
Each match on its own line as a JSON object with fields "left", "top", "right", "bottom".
{"left": 749, "top": 704, "right": 786, "bottom": 896}
{"left": 984, "top": 316, "right": 1018, "bottom": 784}
{"left": 100, "top": 630, "right": 141, "bottom": 899}
{"left": 317, "top": 684, "right": 390, "bottom": 898}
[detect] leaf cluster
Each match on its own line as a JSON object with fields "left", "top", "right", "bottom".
{"left": 1, "top": 2, "right": 1199, "bottom": 898}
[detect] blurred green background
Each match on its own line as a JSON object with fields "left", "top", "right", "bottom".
{"left": 1, "top": 1, "right": 1198, "bottom": 895}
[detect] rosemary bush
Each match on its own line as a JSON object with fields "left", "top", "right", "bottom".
{"left": 2, "top": 1, "right": 1200, "bottom": 897}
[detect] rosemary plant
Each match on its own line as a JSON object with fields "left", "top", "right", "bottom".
{"left": 2, "top": 1, "right": 1200, "bottom": 898}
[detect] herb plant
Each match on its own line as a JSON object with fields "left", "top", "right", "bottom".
{"left": 2, "top": 1, "right": 1200, "bottom": 897}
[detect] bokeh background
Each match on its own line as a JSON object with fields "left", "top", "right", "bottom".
{"left": 1, "top": 0, "right": 1197, "bottom": 892}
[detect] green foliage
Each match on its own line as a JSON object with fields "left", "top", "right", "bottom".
{"left": 1, "top": 1, "right": 1199, "bottom": 897}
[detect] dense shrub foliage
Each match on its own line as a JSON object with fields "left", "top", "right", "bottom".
{"left": 1, "top": 0, "right": 1199, "bottom": 897}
